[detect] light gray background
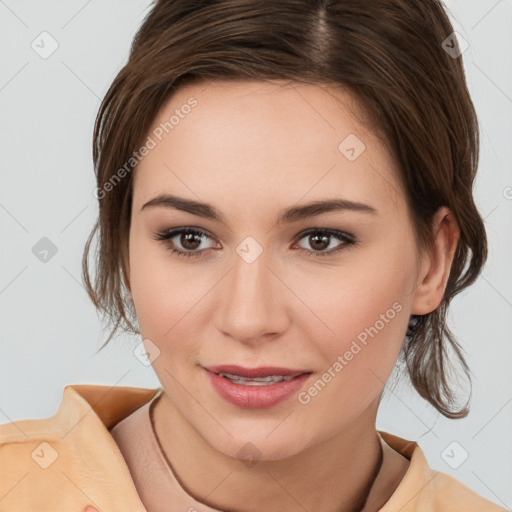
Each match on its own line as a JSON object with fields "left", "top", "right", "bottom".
{"left": 1, "top": 0, "right": 511, "bottom": 508}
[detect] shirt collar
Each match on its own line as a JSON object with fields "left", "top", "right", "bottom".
{"left": 59, "top": 384, "right": 437, "bottom": 511}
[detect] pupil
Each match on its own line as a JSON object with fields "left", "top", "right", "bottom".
{"left": 181, "top": 232, "right": 201, "bottom": 250}
{"left": 310, "top": 234, "right": 329, "bottom": 251}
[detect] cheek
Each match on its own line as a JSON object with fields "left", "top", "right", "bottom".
{"left": 293, "top": 293, "right": 408, "bottom": 449}
{"left": 129, "top": 234, "right": 193, "bottom": 337}
{"left": 290, "top": 250, "right": 413, "bottom": 345}
{"left": 290, "top": 248, "right": 413, "bottom": 401}
{"left": 129, "top": 234, "right": 225, "bottom": 365}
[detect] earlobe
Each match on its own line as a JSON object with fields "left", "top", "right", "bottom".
{"left": 410, "top": 206, "right": 460, "bottom": 315}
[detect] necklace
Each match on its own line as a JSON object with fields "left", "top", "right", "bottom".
{"left": 149, "top": 394, "right": 384, "bottom": 512}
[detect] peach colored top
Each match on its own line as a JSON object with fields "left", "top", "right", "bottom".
{"left": 110, "top": 388, "right": 506, "bottom": 512}
{"left": 0, "top": 384, "right": 506, "bottom": 512}
{"left": 110, "top": 389, "right": 222, "bottom": 512}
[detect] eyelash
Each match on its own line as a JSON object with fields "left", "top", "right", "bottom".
{"left": 152, "top": 227, "right": 358, "bottom": 260}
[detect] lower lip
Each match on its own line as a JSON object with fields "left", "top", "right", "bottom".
{"left": 205, "top": 369, "right": 311, "bottom": 409}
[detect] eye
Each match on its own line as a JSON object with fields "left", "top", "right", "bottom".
{"left": 153, "top": 227, "right": 357, "bottom": 260}
{"left": 293, "top": 228, "right": 357, "bottom": 257}
{"left": 152, "top": 227, "right": 218, "bottom": 258}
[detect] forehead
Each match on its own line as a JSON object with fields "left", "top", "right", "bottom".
{"left": 133, "top": 79, "right": 404, "bottom": 217}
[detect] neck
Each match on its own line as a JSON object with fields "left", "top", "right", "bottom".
{"left": 152, "top": 394, "right": 391, "bottom": 512}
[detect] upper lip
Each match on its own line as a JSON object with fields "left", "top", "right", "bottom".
{"left": 204, "top": 365, "right": 311, "bottom": 378}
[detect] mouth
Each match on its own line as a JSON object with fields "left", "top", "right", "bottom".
{"left": 204, "top": 364, "right": 311, "bottom": 384}
{"left": 203, "top": 364, "right": 312, "bottom": 408}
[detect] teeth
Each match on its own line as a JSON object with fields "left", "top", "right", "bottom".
{"left": 219, "top": 372, "right": 296, "bottom": 385}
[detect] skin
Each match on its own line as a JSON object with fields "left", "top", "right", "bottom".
{"left": 124, "top": 79, "right": 459, "bottom": 511}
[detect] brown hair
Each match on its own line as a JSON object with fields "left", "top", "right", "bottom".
{"left": 82, "top": 0, "right": 487, "bottom": 418}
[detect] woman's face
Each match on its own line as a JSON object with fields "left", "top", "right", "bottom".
{"left": 127, "top": 79, "right": 427, "bottom": 460}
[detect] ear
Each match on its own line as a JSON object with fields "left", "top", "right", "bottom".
{"left": 410, "top": 206, "right": 460, "bottom": 315}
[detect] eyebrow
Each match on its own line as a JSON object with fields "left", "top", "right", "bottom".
{"left": 140, "top": 193, "right": 378, "bottom": 224}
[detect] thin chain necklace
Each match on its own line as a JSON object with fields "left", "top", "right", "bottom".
{"left": 149, "top": 394, "right": 384, "bottom": 512}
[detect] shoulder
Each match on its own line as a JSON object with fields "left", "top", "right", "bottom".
{"left": 428, "top": 470, "right": 508, "bottom": 511}
{"left": 0, "top": 409, "right": 97, "bottom": 511}
{"left": 378, "top": 431, "right": 508, "bottom": 512}
{"left": 0, "top": 383, "right": 157, "bottom": 511}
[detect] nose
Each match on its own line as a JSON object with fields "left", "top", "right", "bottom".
{"left": 214, "top": 245, "right": 290, "bottom": 346}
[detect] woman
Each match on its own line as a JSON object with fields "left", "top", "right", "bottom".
{"left": 0, "top": 0, "right": 506, "bottom": 511}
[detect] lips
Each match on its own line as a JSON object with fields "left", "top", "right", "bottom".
{"left": 204, "top": 365, "right": 313, "bottom": 409}
{"left": 204, "top": 365, "right": 311, "bottom": 409}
